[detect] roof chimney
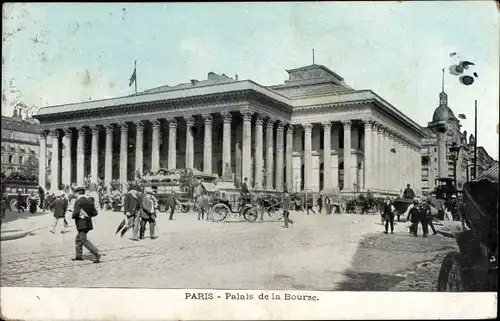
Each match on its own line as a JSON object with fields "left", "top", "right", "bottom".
{"left": 190, "top": 79, "right": 198, "bottom": 85}
{"left": 235, "top": 74, "right": 238, "bottom": 81}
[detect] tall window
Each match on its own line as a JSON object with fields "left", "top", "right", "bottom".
{"left": 339, "top": 161, "right": 344, "bottom": 190}
{"left": 8, "top": 155, "right": 13, "bottom": 164}
{"left": 19, "top": 156, "right": 23, "bottom": 164}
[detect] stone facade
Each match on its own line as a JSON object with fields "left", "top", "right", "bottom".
{"left": 420, "top": 88, "right": 496, "bottom": 194}
{"left": 1, "top": 109, "right": 52, "bottom": 181}
{"left": 34, "top": 64, "right": 425, "bottom": 195}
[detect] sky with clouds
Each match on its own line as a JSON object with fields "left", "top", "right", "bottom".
{"left": 2, "top": 2, "right": 498, "bottom": 158}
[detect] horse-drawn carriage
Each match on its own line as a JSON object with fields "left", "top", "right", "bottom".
{"left": 436, "top": 171, "right": 498, "bottom": 292}
{"left": 209, "top": 192, "right": 260, "bottom": 222}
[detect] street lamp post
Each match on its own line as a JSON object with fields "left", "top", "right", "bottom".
{"left": 449, "top": 142, "right": 461, "bottom": 189}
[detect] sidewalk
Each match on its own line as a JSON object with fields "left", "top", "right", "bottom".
{"left": 1, "top": 210, "right": 52, "bottom": 242}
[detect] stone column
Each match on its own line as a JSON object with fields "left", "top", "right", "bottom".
{"left": 39, "top": 131, "right": 47, "bottom": 189}
{"left": 322, "top": 122, "right": 332, "bottom": 191}
{"left": 90, "top": 126, "right": 99, "bottom": 184}
{"left": 119, "top": 123, "right": 128, "bottom": 190}
{"left": 135, "top": 121, "right": 144, "bottom": 175}
{"left": 241, "top": 110, "right": 253, "bottom": 183}
{"left": 76, "top": 127, "right": 86, "bottom": 187}
{"left": 275, "top": 122, "right": 285, "bottom": 192}
{"left": 437, "top": 132, "right": 447, "bottom": 178}
{"left": 221, "top": 112, "right": 232, "bottom": 172}
{"left": 383, "top": 128, "right": 390, "bottom": 191}
{"left": 253, "top": 115, "right": 264, "bottom": 189}
{"left": 168, "top": 118, "right": 177, "bottom": 170}
{"left": 376, "top": 125, "right": 384, "bottom": 191}
{"left": 203, "top": 114, "right": 213, "bottom": 174}
{"left": 342, "top": 121, "right": 352, "bottom": 191}
{"left": 363, "top": 121, "right": 372, "bottom": 190}
{"left": 394, "top": 135, "right": 401, "bottom": 190}
{"left": 286, "top": 125, "right": 294, "bottom": 192}
{"left": 184, "top": 116, "right": 195, "bottom": 169}
{"left": 50, "top": 130, "right": 60, "bottom": 191}
{"left": 104, "top": 124, "right": 113, "bottom": 187}
{"left": 415, "top": 145, "right": 422, "bottom": 195}
{"left": 151, "top": 119, "right": 161, "bottom": 172}
{"left": 266, "top": 119, "right": 275, "bottom": 190}
{"left": 62, "top": 128, "right": 72, "bottom": 186}
{"left": 303, "top": 123, "right": 313, "bottom": 191}
{"left": 370, "top": 122, "right": 378, "bottom": 191}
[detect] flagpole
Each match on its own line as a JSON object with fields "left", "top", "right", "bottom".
{"left": 134, "top": 60, "right": 137, "bottom": 94}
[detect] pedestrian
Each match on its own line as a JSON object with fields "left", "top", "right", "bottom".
{"left": 306, "top": 197, "right": 315, "bottom": 215}
{"left": 383, "top": 197, "right": 395, "bottom": 234}
{"left": 27, "top": 192, "right": 38, "bottom": 214}
{"left": 408, "top": 199, "right": 422, "bottom": 237}
{"left": 38, "top": 186, "right": 45, "bottom": 210}
{"left": 120, "top": 187, "right": 141, "bottom": 241}
{"left": 196, "top": 192, "right": 210, "bottom": 221}
{"left": 403, "top": 184, "right": 416, "bottom": 200}
{"left": 16, "top": 191, "right": 25, "bottom": 213}
{"left": 1, "top": 193, "right": 7, "bottom": 219}
{"left": 139, "top": 188, "right": 157, "bottom": 240}
{"left": 166, "top": 191, "right": 179, "bottom": 221}
{"left": 282, "top": 189, "right": 294, "bottom": 228}
{"left": 317, "top": 195, "right": 323, "bottom": 214}
{"left": 421, "top": 198, "right": 437, "bottom": 236}
{"left": 50, "top": 192, "right": 68, "bottom": 234}
{"left": 71, "top": 186, "right": 101, "bottom": 263}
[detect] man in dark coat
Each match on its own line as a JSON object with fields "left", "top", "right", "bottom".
{"left": 38, "top": 186, "right": 45, "bottom": 210}
{"left": 408, "top": 199, "right": 422, "bottom": 237}
{"left": 306, "top": 197, "right": 315, "bottom": 215}
{"left": 282, "top": 189, "right": 294, "bottom": 228}
{"left": 50, "top": 193, "right": 68, "bottom": 234}
{"left": 71, "top": 186, "right": 101, "bottom": 263}
{"left": 17, "top": 191, "right": 25, "bottom": 213}
{"left": 382, "top": 197, "right": 395, "bottom": 234}
{"left": 166, "top": 191, "right": 179, "bottom": 221}
{"left": 139, "top": 189, "right": 157, "bottom": 240}
{"left": 403, "top": 184, "right": 416, "bottom": 200}
{"left": 120, "top": 189, "right": 141, "bottom": 240}
{"left": 421, "top": 198, "right": 437, "bottom": 236}
{"left": 317, "top": 195, "right": 323, "bottom": 214}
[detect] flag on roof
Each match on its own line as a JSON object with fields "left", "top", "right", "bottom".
{"left": 129, "top": 60, "right": 137, "bottom": 87}
{"left": 458, "top": 114, "right": 466, "bottom": 120}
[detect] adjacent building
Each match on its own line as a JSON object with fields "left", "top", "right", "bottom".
{"left": 420, "top": 85, "right": 497, "bottom": 194}
{"left": 34, "top": 64, "right": 426, "bottom": 196}
{"left": 1, "top": 107, "right": 52, "bottom": 181}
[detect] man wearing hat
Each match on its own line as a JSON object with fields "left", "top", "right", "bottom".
{"left": 50, "top": 191, "right": 68, "bottom": 234}
{"left": 408, "top": 199, "right": 423, "bottom": 236}
{"left": 120, "top": 186, "right": 142, "bottom": 240}
{"left": 139, "top": 188, "right": 158, "bottom": 239}
{"left": 382, "top": 197, "right": 395, "bottom": 234}
{"left": 71, "top": 186, "right": 101, "bottom": 263}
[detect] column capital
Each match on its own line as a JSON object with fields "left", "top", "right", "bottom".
{"left": 134, "top": 120, "right": 145, "bottom": 130}
{"left": 184, "top": 116, "right": 195, "bottom": 127}
{"left": 342, "top": 120, "right": 352, "bottom": 129}
{"left": 277, "top": 122, "right": 285, "bottom": 131}
{"left": 91, "top": 125, "right": 100, "bottom": 135}
{"left": 364, "top": 120, "right": 376, "bottom": 129}
{"left": 63, "top": 128, "right": 73, "bottom": 137}
{"left": 39, "top": 130, "right": 48, "bottom": 139}
{"left": 167, "top": 118, "right": 178, "bottom": 128}
{"left": 267, "top": 118, "right": 276, "bottom": 129}
{"left": 322, "top": 122, "right": 332, "bottom": 131}
{"left": 241, "top": 110, "right": 253, "bottom": 122}
{"left": 105, "top": 123, "right": 114, "bottom": 134}
{"left": 286, "top": 125, "right": 294, "bottom": 135}
{"left": 120, "top": 122, "right": 129, "bottom": 132}
{"left": 78, "top": 127, "right": 86, "bottom": 137}
{"left": 221, "top": 111, "right": 232, "bottom": 124}
{"left": 255, "top": 114, "right": 265, "bottom": 126}
{"left": 202, "top": 114, "right": 213, "bottom": 124}
{"left": 302, "top": 123, "right": 312, "bottom": 133}
{"left": 152, "top": 119, "right": 161, "bottom": 130}
{"left": 50, "top": 129, "right": 59, "bottom": 138}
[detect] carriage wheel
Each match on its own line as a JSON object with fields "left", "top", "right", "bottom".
{"left": 437, "top": 251, "right": 467, "bottom": 292}
{"left": 210, "top": 203, "right": 230, "bottom": 222}
{"left": 243, "top": 207, "right": 259, "bottom": 222}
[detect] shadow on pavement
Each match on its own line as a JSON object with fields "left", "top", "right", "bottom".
{"left": 336, "top": 231, "right": 457, "bottom": 291}
{"left": 1, "top": 210, "right": 51, "bottom": 224}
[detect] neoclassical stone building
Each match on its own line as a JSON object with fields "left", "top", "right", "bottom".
{"left": 34, "top": 64, "right": 425, "bottom": 196}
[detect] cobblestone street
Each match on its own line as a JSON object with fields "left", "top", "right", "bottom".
{"left": 1, "top": 210, "right": 457, "bottom": 291}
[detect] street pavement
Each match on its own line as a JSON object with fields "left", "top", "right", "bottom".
{"left": 1, "top": 209, "right": 457, "bottom": 291}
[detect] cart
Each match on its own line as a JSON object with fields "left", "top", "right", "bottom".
{"left": 392, "top": 197, "right": 413, "bottom": 221}
{"left": 209, "top": 192, "right": 259, "bottom": 223}
{"left": 436, "top": 174, "right": 498, "bottom": 292}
